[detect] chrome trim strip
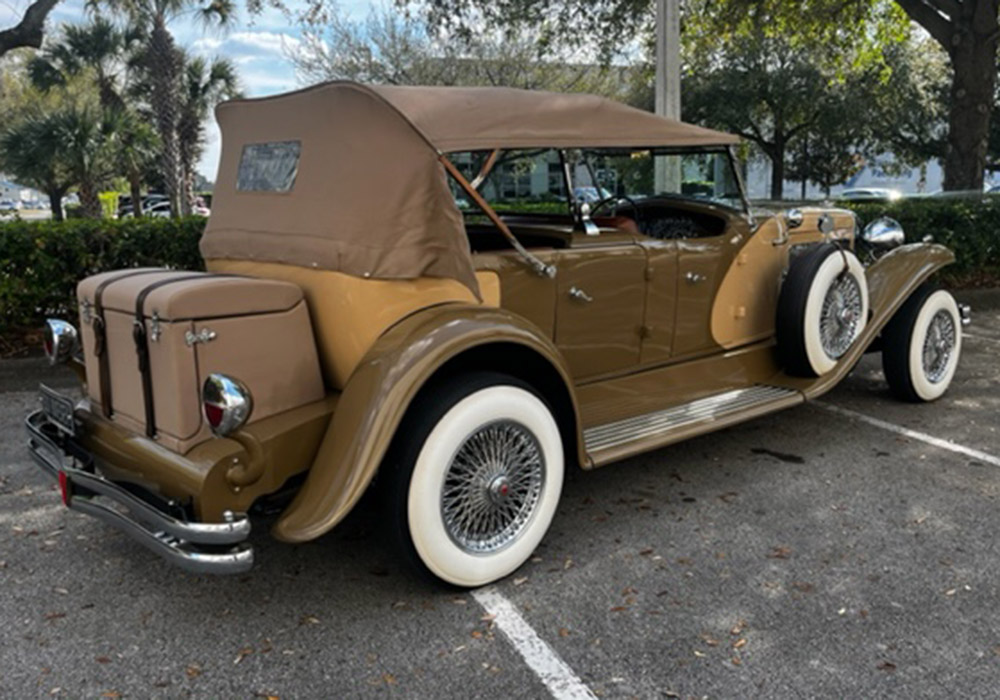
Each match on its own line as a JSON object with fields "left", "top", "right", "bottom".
{"left": 25, "top": 409, "right": 253, "bottom": 575}
{"left": 584, "top": 385, "right": 798, "bottom": 453}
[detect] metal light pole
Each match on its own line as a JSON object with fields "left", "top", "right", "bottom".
{"left": 654, "top": 0, "right": 682, "bottom": 194}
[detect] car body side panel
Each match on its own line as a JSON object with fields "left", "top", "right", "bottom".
{"left": 711, "top": 217, "right": 789, "bottom": 349}
{"left": 554, "top": 245, "right": 647, "bottom": 378}
{"left": 271, "top": 304, "right": 583, "bottom": 543}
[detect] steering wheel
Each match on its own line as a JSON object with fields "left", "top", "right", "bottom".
{"left": 589, "top": 195, "right": 642, "bottom": 225}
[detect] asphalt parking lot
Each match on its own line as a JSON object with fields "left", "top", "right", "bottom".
{"left": 2, "top": 305, "right": 998, "bottom": 699}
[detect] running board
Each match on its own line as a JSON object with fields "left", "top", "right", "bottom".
{"left": 583, "top": 385, "right": 802, "bottom": 464}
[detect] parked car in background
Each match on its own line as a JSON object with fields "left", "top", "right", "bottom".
{"left": 0, "top": 199, "right": 22, "bottom": 213}
{"left": 839, "top": 187, "right": 903, "bottom": 202}
{"left": 27, "top": 82, "right": 969, "bottom": 588}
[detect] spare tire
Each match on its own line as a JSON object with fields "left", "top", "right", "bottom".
{"left": 777, "top": 243, "right": 869, "bottom": 377}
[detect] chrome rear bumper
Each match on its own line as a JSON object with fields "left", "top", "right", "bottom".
{"left": 25, "top": 407, "right": 253, "bottom": 575}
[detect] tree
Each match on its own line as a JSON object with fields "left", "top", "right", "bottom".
{"left": 43, "top": 103, "right": 120, "bottom": 217}
{"left": 177, "top": 53, "right": 240, "bottom": 213}
{"left": 97, "top": 0, "right": 235, "bottom": 217}
{"left": 291, "top": 2, "right": 635, "bottom": 97}
{"left": 892, "top": 0, "right": 998, "bottom": 191}
{"left": 416, "top": 0, "right": 999, "bottom": 191}
{"left": 27, "top": 18, "right": 143, "bottom": 112}
{"left": 116, "top": 111, "right": 160, "bottom": 217}
{"left": 0, "top": 0, "right": 61, "bottom": 58}
{"left": 0, "top": 109, "right": 74, "bottom": 219}
{"left": 683, "top": 34, "right": 832, "bottom": 199}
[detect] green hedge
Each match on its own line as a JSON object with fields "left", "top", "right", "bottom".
{"left": 0, "top": 217, "right": 205, "bottom": 336}
{"left": 840, "top": 196, "right": 1000, "bottom": 286}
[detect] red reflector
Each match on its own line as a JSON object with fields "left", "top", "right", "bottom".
{"left": 43, "top": 336, "right": 53, "bottom": 357}
{"left": 58, "top": 471, "right": 69, "bottom": 506}
{"left": 204, "top": 403, "right": 224, "bottom": 427}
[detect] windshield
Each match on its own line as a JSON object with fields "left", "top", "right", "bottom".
{"left": 446, "top": 147, "right": 745, "bottom": 216}
{"left": 575, "top": 149, "right": 744, "bottom": 210}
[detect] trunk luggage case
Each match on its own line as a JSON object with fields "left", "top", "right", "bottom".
{"left": 77, "top": 269, "right": 324, "bottom": 454}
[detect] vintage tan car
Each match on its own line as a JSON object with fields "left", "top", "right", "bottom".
{"left": 27, "top": 82, "right": 969, "bottom": 587}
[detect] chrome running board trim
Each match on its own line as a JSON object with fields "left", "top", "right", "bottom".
{"left": 584, "top": 385, "right": 799, "bottom": 453}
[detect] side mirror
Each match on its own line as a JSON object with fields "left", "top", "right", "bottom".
{"left": 861, "top": 217, "right": 905, "bottom": 250}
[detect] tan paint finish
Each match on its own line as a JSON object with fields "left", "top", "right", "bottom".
{"left": 76, "top": 271, "right": 323, "bottom": 454}
{"left": 554, "top": 243, "right": 647, "bottom": 378}
{"left": 711, "top": 217, "right": 788, "bottom": 348}
{"left": 271, "top": 304, "right": 583, "bottom": 543}
{"left": 672, "top": 232, "right": 742, "bottom": 356}
{"left": 77, "top": 395, "right": 337, "bottom": 521}
{"left": 638, "top": 240, "right": 678, "bottom": 364}
{"left": 206, "top": 259, "right": 500, "bottom": 388}
{"left": 576, "top": 339, "right": 784, "bottom": 430}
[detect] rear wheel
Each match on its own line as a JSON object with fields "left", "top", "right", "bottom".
{"left": 383, "top": 372, "right": 564, "bottom": 587}
{"left": 882, "top": 285, "right": 962, "bottom": 402}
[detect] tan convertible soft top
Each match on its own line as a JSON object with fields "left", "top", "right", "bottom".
{"left": 202, "top": 81, "right": 739, "bottom": 295}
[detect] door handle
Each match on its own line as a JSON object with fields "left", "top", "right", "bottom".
{"left": 684, "top": 271, "right": 706, "bottom": 284}
{"left": 568, "top": 286, "right": 593, "bottom": 303}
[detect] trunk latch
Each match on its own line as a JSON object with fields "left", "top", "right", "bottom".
{"left": 185, "top": 328, "right": 217, "bottom": 346}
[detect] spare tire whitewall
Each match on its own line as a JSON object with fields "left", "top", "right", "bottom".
{"left": 386, "top": 373, "right": 565, "bottom": 588}
{"left": 882, "top": 286, "right": 962, "bottom": 402}
{"left": 777, "top": 244, "right": 870, "bottom": 377}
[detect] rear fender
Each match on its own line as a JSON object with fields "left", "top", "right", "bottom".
{"left": 272, "top": 304, "right": 582, "bottom": 543}
{"left": 798, "top": 242, "right": 955, "bottom": 398}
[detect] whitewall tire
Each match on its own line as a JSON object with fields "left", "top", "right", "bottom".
{"left": 777, "top": 244, "right": 869, "bottom": 377}
{"left": 384, "top": 372, "right": 564, "bottom": 587}
{"left": 882, "top": 286, "right": 962, "bottom": 402}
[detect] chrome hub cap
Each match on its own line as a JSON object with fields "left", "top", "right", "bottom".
{"left": 922, "top": 309, "right": 956, "bottom": 384}
{"left": 820, "top": 273, "right": 863, "bottom": 359}
{"left": 441, "top": 420, "right": 545, "bottom": 554}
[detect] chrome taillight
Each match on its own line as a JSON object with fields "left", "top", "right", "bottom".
{"left": 43, "top": 319, "right": 79, "bottom": 366}
{"left": 202, "top": 373, "right": 253, "bottom": 437}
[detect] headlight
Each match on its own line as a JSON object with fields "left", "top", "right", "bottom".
{"left": 202, "top": 373, "right": 254, "bottom": 437}
{"left": 861, "top": 217, "right": 905, "bottom": 250}
{"left": 43, "top": 319, "right": 79, "bottom": 366}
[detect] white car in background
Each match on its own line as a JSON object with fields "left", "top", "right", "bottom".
{"left": 839, "top": 187, "right": 903, "bottom": 202}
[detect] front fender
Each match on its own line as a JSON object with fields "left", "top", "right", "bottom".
{"left": 272, "top": 303, "right": 580, "bottom": 543}
{"left": 800, "top": 242, "right": 955, "bottom": 399}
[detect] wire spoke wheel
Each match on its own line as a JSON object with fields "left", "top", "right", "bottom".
{"left": 819, "top": 272, "right": 864, "bottom": 360}
{"left": 440, "top": 420, "right": 545, "bottom": 554}
{"left": 921, "top": 309, "right": 956, "bottom": 384}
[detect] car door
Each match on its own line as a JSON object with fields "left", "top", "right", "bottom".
{"left": 671, "top": 228, "right": 745, "bottom": 358}
{"left": 554, "top": 237, "right": 647, "bottom": 379}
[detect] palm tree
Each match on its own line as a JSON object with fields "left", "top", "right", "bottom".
{"left": 116, "top": 111, "right": 161, "bottom": 217}
{"left": 97, "top": 0, "right": 235, "bottom": 217}
{"left": 177, "top": 53, "right": 240, "bottom": 213}
{"left": 41, "top": 103, "right": 120, "bottom": 218}
{"left": 27, "top": 18, "right": 143, "bottom": 113}
{"left": 0, "top": 110, "right": 74, "bottom": 220}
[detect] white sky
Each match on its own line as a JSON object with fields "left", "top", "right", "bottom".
{"left": 0, "top": 0, "right": 374, "bottom": 179}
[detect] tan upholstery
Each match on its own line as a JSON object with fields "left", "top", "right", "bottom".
{"left": 206, "top": 259, "right": 501, "bottom": 389}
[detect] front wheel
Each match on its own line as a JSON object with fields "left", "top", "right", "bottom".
{"left": 383, "top": 372, "right": 564, "bottom": 587}
{"left": 882, "top": 285, "right": 962, "bottom": 402}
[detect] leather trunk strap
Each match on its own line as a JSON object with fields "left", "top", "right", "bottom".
{"left": 92, "top": 269, "right": 164, "bottom": 418}
{"left": 132, "top": 273, "right": 235, "bottom": 439}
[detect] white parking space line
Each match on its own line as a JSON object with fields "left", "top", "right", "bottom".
{"left": 472, "top": 587, "right": 597, "bottom": 700}
{"left": 816, "top": 402, "right": 1000, "bottom": 468}
{"left": 964, "top": 332, "right": 1000, "bottom": 345}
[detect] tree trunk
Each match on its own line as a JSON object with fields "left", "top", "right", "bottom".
{"left": 769, "top": 135, "right": 786, "bottom": 200}
{"left": 130, "top": 172, "right": 144, "bottom": 218}
{"left": 942, "top": 28, "right": 998, "bottom": 192}
{"left": 78, "top": 182, "right": 101, "bottom": 218}
{"left": 146, "top": 17, "right": 183, "bottom": 218}
{"left": 47, "top": 187, "right": 64, "bottom": 221}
